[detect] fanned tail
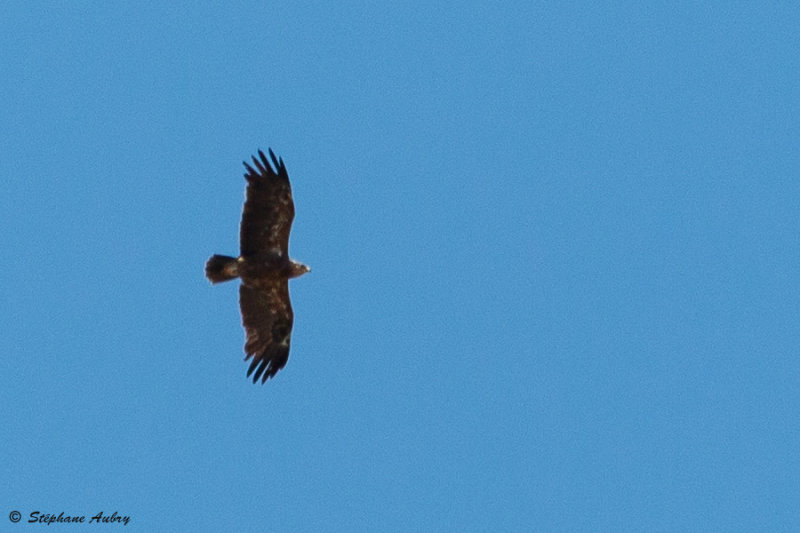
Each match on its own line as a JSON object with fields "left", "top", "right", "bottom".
{"left": 205, "top": 255, "right": 239, "bottom": 284}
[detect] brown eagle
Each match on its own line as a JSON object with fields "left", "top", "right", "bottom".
{"left": 205, "top": 149, "right": 310, "bottom": 383}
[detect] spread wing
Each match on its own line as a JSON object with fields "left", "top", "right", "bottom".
{"left": 240, "top": 149, "right": 295, "bottom": 258}
{"left": 240, "top": 281, "right": 294, "bottom": 383}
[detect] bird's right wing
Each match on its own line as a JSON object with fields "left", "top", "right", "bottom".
{"left": 239, "top": 149, "right": 295, "bottom": 258}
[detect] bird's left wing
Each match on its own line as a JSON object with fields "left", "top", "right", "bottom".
{"left": 239, "top": 280, "right": 294, "bottom": 383}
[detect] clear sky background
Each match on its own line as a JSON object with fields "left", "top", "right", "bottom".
{"left": 2, "top": 3, "right": 798, "bottom": 532}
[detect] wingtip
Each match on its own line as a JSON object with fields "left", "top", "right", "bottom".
{"left": 254, "top": 153, "right": 268, "bottom": 174}
{"left": 245, "top": 354, "right": 276, "bottom": 384}
{"left": 242, "top": 160, "right": 256, "bottom": 178}
{"left": 268, "top": 148, "right": 288, "bottom": 177}
{"left": 258, "top": 150, "right": 271, "bottom": 172}
{"left": 240, "top": 147, "right": 289, "bottom": 180}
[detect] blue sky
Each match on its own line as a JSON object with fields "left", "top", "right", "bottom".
{"left": 2, "top": 2, "right": 799, "bottom": 531}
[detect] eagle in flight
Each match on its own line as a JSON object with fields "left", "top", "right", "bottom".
{"left": 206, "top": 148, "right": 310, "bottom": 383}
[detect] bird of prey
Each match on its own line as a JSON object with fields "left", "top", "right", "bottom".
{"left": 205, "top": 148, "right": 310, "bottom": 383}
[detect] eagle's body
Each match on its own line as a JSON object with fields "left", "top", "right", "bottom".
{"left": 206, "top": 149, "right": 309, "bottom": 383}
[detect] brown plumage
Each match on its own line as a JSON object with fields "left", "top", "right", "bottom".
{"left": 206, "top": 149, "right": 310, "bottom": 383}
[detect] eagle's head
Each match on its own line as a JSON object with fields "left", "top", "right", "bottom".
{"left": 288, "top": 260, "right": 311, "bottom": 279}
